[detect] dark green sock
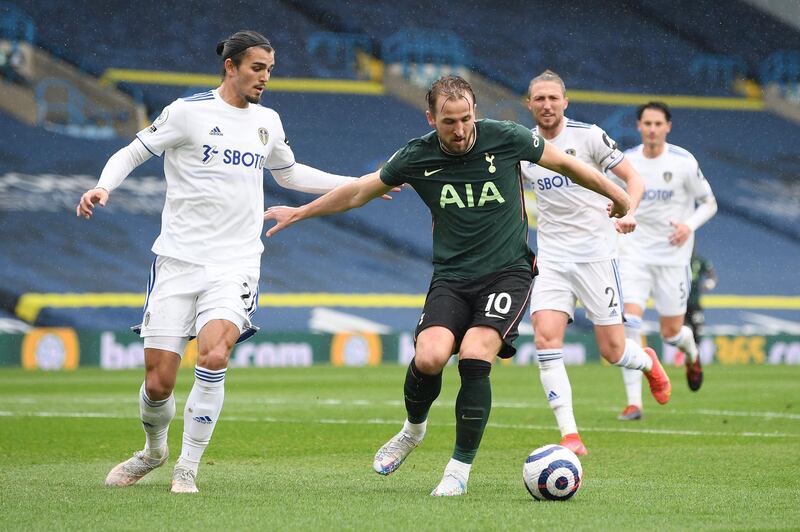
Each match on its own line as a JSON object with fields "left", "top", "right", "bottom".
{"left": 403, "top": 358, "right": 443, "bottom": 424}
{"left": 453, "top": 358, "right": 492, "bottom": 464}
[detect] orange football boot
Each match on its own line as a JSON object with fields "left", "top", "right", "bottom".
{"left": 559, "top": 433, "right": 588, "bottom": 456}
{"left": 643, "top": 347, "right": 671, "bottom": 404}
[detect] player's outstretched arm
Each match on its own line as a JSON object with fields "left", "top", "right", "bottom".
{"left": 264, "top": 172, "right": 392, "bottom": 237}
{"left": 537, "top": 140, "right": 629, "bottom": 218}
{"left": 269, "top": 163, "right": 399, "bottom": 200}
{"left": 269, "top": 163, "right": 354, "bottom": 194}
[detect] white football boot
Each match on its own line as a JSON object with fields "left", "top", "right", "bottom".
{"left": 170, "top": 465, "right": 199, "bottom": 494}
{"left": 373, "top": 431, "right": 422, "bottom": 475}
{"left": 430, "top": 471, "right": 468, "bottom": 497}
{"left": 105, "top": 447, "right": 168, "bottom": 487}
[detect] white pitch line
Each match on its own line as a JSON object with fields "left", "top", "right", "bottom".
{"left": 599, "top": 406, "right": 800, "bottom": 421}
{"left": 0, "top": 411, "right": 796, "bottom": 439}
{"left": 7, "top": 395, "right": 800, "bottom": 421}
{"left": 690, "top": 408, "right": 800, "bottom": 421}
{"left": 0, "top": 411, "right": 130, "bottom": 419}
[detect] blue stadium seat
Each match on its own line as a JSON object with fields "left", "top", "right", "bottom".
{"left": 2, "top": 0, "right": 799, "bottom": 332}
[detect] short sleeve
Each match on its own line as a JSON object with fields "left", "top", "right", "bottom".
{"left": 685, "top": 156, "right": 714, "bottom": 200}
{"left": 136, "top": 102, "right": 187, "bottom": 157}
{"left": 508, "top": 122, "right": 544, "bottom": 163}
{"left": 379, "top": 148, "right": 408, "bottom": 187}
{"left": 589, "top": 126, "right": 624, "bottom": 172}
{"left": 266, "top": 112, "right": 296, "bottom": 171}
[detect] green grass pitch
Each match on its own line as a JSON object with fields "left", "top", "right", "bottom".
{"left": 1, "top": 364, "right": 799, "bottom": 530}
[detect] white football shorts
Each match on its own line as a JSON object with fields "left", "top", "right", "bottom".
{"left": 140, "top": 255, "right": 260, "bottom": 340}
{"left": 530, "top": 259, "right": 625, "bottom": 325}
{"left": 619, "top": 260, "right": 692, "bottom": 317}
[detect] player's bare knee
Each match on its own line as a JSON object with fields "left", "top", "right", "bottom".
{"left": 199, "top": 352, "right": 229, "bottom": 371}
{"left": 198, "top": 344, "right": 231, "bottom": 371}
{"left": 144, "top": 373, "right": 174, "bottom": 401}
{"left": 458, "top": 343, "right": 492, "bottom": 361}
{"left": 534, "top": 332, "right": 562, "bottom": 350}
{"left": 414, "top": 358, "right": 443, "bottom": 375}
{"left": 532, "top": 317, "right": 564, "bottom": 350}
{"left": 413, "top": 348, "right": 448, "bottom": 375}
{"left": 599, "top": 345, "right": 624, "bottom": 365}
{"left": 598, "top": 335, "right": 625, "bottom": 365}
{"left": 414, "top": 329, "right": 454, "bottom": 374}
{"left": 661, "top": 324, "right": 682, "bottom": 339}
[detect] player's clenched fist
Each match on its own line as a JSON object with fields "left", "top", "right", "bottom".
{"left": 76, "top": 187, "right": 109, "bottom": 219}
{"left": 614, "top": 213, "right": 638, "bottom": 234}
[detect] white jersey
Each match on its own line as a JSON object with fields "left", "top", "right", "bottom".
{"left": 136, "top": 89, "right": 295, "bottom": 266}
{"left": 521, "top": 119, "right": 624, "bottom": 262}
{"left": 620, "top": 143, "right": 714, "bottom": 266}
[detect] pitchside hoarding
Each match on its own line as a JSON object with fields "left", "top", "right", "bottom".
{"left": 1, "top": 329, "right": 799, "bottom": 370}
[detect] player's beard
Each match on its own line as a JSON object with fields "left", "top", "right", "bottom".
{"left": 538, "top": 114, "right": 562, "bottom": 135}
{"left": 440, "top": 125, "right": 476, "bottom": 155}
{"left": 246, "top": 93, "right": 262, "bottom": 104}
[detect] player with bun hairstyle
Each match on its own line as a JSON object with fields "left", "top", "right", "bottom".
{"left": 78, "top": 30, "right": 363, "bottom": 494}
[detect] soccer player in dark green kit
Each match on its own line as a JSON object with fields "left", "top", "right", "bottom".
{"left": 265, "top": 76, "right": 630, "bottom": 496}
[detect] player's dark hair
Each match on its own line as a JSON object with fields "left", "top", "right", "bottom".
{"left": 426, "top": 75, "right": 476, "bottom": 116}
{"left": 527, "top": 69, "right": 566, "bottom": 98}
{"left": 216, "top": 30, "right": 273, "bottom": 78}
{"left": 637, "top": 101, "right": 671, "bottom": 122}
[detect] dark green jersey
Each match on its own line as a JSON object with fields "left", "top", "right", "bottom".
{"left": 380, "top": 119, "right": 544, "bottom": 281}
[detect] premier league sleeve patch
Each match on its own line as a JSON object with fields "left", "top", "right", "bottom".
{"left": 154, "top": 108, "right": 169, "bottom": 126}
{"left": 145, "top": 108, "right": 169, "bottom": 134}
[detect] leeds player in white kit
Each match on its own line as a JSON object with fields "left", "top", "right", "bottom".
{"left": 617, "top": 101, "right": 717, "bottom": 421}
{"left": 521, "top": 71, "right": 672, "bottom": 455}
{"left": 77, "top": 31, "right": 360, "bottom": 493}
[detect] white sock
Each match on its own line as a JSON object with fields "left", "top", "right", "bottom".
{"left": 622, "top": 317, "right": 644, "bottom": 408}
{"left": 621, "top": 368, "right": 643, "bottom": 408}
{"left": 537, "top": 349, "right": 577, "bottom": 436}
{"left": 139, "top": 382, "right": 174, "bottom": 456}
{"left": 403, "top": 419, "right": 427, "bottom": 441}
{"left": 665, "top": 325, "right": 699, "bottom": 363}
{"left": 613, "top": 339, "right": 653, "bottom": 372}
{"left": 444, "top": 457, "right": 472, "bottom": 482}
{"left": 177, "top": 366, "right": 226, "bottom": 474}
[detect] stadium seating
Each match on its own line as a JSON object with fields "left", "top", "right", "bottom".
{"left": 631, "top": 0, "right": 800, "bottom": 86}
{"left": 18, "top": 0, "right": 800, "bottom": 100}
{"left": 2, "top": 0, "right": 798, "bottom": 333}
{"left": 15, "top": 0, "right": 322, "bottom": 77}
{"left": 0, "top": 1, "right": 34, "bottom": 43}
{"left": 294, "top": 0, "right": 789, "bottom": 96}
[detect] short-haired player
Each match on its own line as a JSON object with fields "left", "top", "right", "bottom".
{"left": 521, "top": 71, "right": 672, "bottom": 454}
{"left": 616, "top": 101, "right": 717, "bottom": 421}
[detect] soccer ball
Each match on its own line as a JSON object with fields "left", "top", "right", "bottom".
{"left": 523, "top": 444, "right": 583, "bottom": 501}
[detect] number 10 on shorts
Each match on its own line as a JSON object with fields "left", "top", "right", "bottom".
{"left": 485, "top": 292, "right": 512, "bottom": 318}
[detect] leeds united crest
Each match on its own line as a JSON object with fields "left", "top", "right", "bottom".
{"left": 258, "top": 127, "right": 269, "bottom": 145}
{"left": 663, "top": 171, "right": 673, "bottom": 182}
